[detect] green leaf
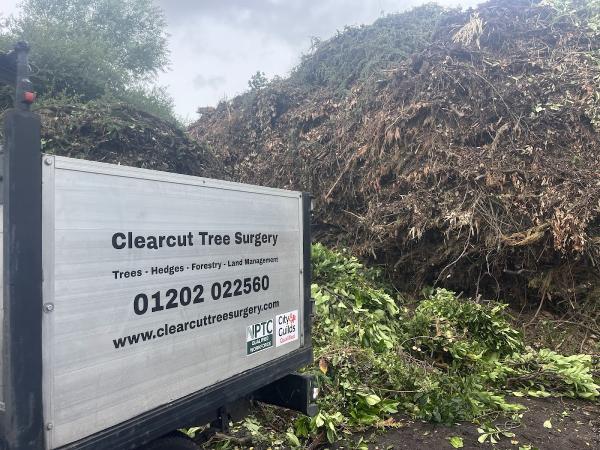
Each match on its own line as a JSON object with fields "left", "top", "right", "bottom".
{"left": 365, "top": 394, "right": 382, "bottom": 406}
{"left": 286, "top": 431, "right": 301, "bottom": 447}
{"left": 543, "top": 419, "right": 552, "bottom": 429}
{"left": 326, "top": 427, "right": 336, "bottom": 443}
{"left": 448, "top": 436, "right": 464, "bottom": 448}
{"left": 314, "top": 413, "right": 325, "bottom": 428}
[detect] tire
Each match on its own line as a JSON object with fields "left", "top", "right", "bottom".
{"left": 142, "top": 434, "right": 198, "bottom": 450}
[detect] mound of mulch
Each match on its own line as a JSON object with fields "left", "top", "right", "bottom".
{"left": 37, "top": 101, "right": 222, "bottom": 178}
{"left": 190, "top": 0, "right": 600, "bottom": 316}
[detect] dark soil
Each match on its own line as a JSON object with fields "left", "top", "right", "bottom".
{"left": 343, "top": 397, "right": 600, "bottom": 450}
{"left": 198, "top": 396, "right": 599, "bottom": 449}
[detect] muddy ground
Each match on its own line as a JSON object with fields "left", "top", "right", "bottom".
{"left": 340, "top": 397, "right": 599, "bottom": 450}
{"left": 199, "top": 396, "right": 599, "bottom": 449}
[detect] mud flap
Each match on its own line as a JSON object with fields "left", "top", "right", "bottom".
{"left": 252, "top": 373, "right": 318, "bottom": 417}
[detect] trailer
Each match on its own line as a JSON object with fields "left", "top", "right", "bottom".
{"left": 0, "top": 43, "right": 316, "bottom": 450}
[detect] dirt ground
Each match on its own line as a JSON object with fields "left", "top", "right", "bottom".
{"left": 199, "top": 396, "right": 599, "bottom": 449}
{"left": 341, "top": 397, "right": 600, "bottom": 450}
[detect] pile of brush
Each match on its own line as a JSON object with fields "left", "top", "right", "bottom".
{"left": 37, "top": 101, "right": 222, "bottom": 177}
{"left": 189, "top": 0, "right": 600, "bottom": 316}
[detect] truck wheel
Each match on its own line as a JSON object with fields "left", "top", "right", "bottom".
{"left": 142, "top": 434, "right": 198, "bottom": 450}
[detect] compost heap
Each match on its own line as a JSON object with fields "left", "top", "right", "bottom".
{"left": 40, "top": 101, "right": 223, "bottom": 176}
{"left": 1, "top": 100, "right": 222, "bottom": 177}
{"left": 189, "top": 0, "right": 600, "bottom": 314}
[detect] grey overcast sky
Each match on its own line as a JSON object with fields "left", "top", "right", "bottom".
{"left": 2, "top": 0, "right": 479, "bottom": 120}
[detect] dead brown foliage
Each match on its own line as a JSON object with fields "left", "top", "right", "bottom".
{"left": 38, "top": 102, "right": 222, "bottom": 177}
{"left": 189, "top": 0, "right": 600, "bottom": 315}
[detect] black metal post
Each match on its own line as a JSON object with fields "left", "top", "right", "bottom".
{"left": 1, "top": 105, "right": 44, "bottom": 449}
{"left": 302, "top": 192, "right": 313, "bottom": 348}
{"left": 14, "top": 42, "right": 32, "bottom": 111}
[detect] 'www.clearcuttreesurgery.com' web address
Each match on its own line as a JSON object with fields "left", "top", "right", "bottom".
{"left": 112, "top": 301, "right": 280, "bottom": 349}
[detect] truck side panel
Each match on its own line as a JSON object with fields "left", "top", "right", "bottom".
{"left": 41, "top": 157, "right": 307, "bottom": 448}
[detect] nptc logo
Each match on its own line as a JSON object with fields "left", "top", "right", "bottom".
{"left": 246, "top": 319, "right": 274, "bottom": 355}
{"left": 247, "top": 319, "right": 273, "bottom": 341}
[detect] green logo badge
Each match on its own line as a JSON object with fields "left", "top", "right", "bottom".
{"left": 246, "top": 319, "right": 274, "bottom": 354}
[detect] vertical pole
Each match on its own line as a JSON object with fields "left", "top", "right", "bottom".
{"left": 1, "top": 98, "right": 44, "bottom": 449}
{"left": 301, "top": 193, "right": 312, "bottom": 350}
{"left": 14, "top": 42, "right": 32, "bottom": 112}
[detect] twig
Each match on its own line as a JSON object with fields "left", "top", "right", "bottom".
{"left": 324, "top": 146, "right": 368, "bottom": 200}
{"left": 535, "top": 319, "right": 599, "bottom": 336}
{"left": 307, "top": 431, "right": 326, "bottom": 450}
{"left": 376, "top": 387, "right": 419, "bottom": 394}
{"left": 526, "top": 292, "right": 546, "bottom": 327}
{"left": 434, "top": 235, "right": 472, "bottom": 286}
